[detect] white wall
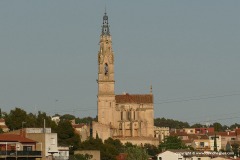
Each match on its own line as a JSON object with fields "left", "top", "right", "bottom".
{"left": 157, "top": 151, "right": 183, "bottom": 160}
{"left": 45, "top": 133, "right": 58, "bottom": 156}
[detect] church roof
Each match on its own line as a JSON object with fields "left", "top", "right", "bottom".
{"left": 115, "top": 94, "right": 153, "bottom": 104}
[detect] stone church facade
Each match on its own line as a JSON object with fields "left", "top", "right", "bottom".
{"left": 92, "top": 12, "right": 158, "bottom": 146}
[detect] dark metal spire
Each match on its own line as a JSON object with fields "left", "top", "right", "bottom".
{"left": 101, "top": 11, "right": 110, "bottom": 36}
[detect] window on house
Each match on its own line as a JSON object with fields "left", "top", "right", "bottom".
{"left": 200, "top": 142, "right": 204, "bottom": 147}
{"left": 23, "top": 146, "right": 32, "bottom": 151}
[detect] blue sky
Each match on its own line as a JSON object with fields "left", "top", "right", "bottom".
{"left": 0, "top": 1, "right": 239, "bottom": 125}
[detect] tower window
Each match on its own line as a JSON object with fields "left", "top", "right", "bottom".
{"left": 104, "top": 63, "right": 108, "bottom": 75}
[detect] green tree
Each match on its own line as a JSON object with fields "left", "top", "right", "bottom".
{"left": 79, "top": 137, "right": 103, "bottom": 150}
{"left": 55, "top": 119, "right": 80, "bottom": 153}
{"left": 75, "top": 117, "right": 95, "bottom": 124}
{"left": 5, "top": 108, "right": 29, "bottom": 130}
{"left": 232, "top": 143, "right": 239, "bottom": 157}
{"left": 35, "top": 111, "right": 57, "bottom": 130}
{"left": 226, "top": 142, "right": 231, "bottom": 152}
{"left": 159, "top": 136, "right": 187, "bottom": 152}
{"left": 125, "top": 146, "right": 149, "bottom": 160}
{"left": 124, "top": 142, "right": 136, "bottom": 148}
{"left": 61, "top": 114, "right": 75, "bottom": 121}
{"left": 144, "top": 143, "right": 160, "bottom": 157}
{"left": 212, "top": 122, "right": 223, "bottom": 132}
{"left": 191, "top": 123, "right": 204, "bottom": 128}
{"left": 69, "top": 154, "right": 93, "bottom": 160}
{"left": 102, "top": 138, "right": 124, "bottom": 160}
{"left": 230, "top": 123, "right": 240, "bottom": 130}
{"left": 154, "top": 118, "right": 190, "bottom": 129}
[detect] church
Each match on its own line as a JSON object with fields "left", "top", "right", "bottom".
{"left": 92, "top": 12, "right": 158, "bottom": 146}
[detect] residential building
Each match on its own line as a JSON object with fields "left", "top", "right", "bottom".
{"left": 71, "top": 120, "right": 90, "bottom": 141}
{"left": 207, "top": 133, "right": 222, "bottom": 151}
{"left": 54, "top": 146, "right": 69, "bottom": 160}
{"left": 184, "top": 128, "right": 196, "bottom": 134}
{"left": 191, "top": 135, "right": 211, "bottom": 151}
{"left": 195, "top": 128, "right": 214, "bottom": 134}
{"left": 154, "top": 127, "right": 170, "bottom": 142}
{"left": 4, "top": 128, "right": 66, "bottom": 160}
{"left": 218, "top": 131, "right": 237, "bottom": 150}
{"left": 156, "top": 150, "right": 212, "bottom": 160}
{"left": 0, "top": 134, "right": 42, "bottom": 160}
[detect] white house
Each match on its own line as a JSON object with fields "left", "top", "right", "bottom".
{"left": 156, "top": 150, "right": 212, "bottom": 160}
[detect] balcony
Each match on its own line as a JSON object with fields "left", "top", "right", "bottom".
{"left": 0, "top": 151, "right": 42, "bottom": 158}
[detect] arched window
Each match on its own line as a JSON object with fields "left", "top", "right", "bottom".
{"left": 104, "top": 63, "right": 108, "bottom": 75}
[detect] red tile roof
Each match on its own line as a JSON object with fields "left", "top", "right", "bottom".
{"left": 115, "top": 94, "right": 153, "bottom": 104}
{"left": 0, "top": 134, "right": 36, "bottom": 143}
{"left": 218, "top": 132, "right": 237, "bottom": 137}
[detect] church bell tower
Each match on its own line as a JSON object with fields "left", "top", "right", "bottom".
{"left": 97, "top": 11, "right": 115, "bottom": 125}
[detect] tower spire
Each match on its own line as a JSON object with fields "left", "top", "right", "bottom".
{"left": 150, "top": 84, "right": 153, "bottom": 94}
{"left": 101, "top": 10, "right": 110, "bottom": 36}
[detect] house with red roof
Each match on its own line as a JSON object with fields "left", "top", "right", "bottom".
{"left": 218, "top": 131, "right": 238, "bottom": 150}
{"left": 0, "top": 134, "right": 42, "bottom": 159}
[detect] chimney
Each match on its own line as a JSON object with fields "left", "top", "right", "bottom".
{"left": 21, "top": 128, "right": 26, "bottom": 137}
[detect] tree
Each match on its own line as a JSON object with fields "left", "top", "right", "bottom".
{"left": 231, "top": 143, "right": 239, "bottom": 157}
{"left": 191, "top": 123, "right": 204, "bottom": 128}
{"left": 159, "top": 136, "right": 187, "bottom": 152}
{"left": 154, "top": 118, "right": 190, "bottom": 129}
{"left": 102, "top": 138, "right": 124, "bottom": 159}
{"left": 75, "top": 117, "right": 95, "bottom": 124}
{"left": 226, "top": 142, "right": 231, "bottom": 152}
{"left": 79, "top": 137, "right": 103, "bottom": 150}
{"left": 61, "top": 114, "right": 75, "bottom": 121}
{"left": 55, "top": 119, "right": 80, "bottom": 153}
{"left": 5, "top": 108, "right": 29, "bottom": 130}
{"left": 230, "top": 123, "right": 240, "bottom": 130}
{"left": 212, "top": 122, "right": 223, "bottom": 132}
{"left": 69, "top": 154, "right": 93, "bottom": 160}
{"left": 35, "top": 111, "right": 56, "bottom": 128}
{"left": 143, "top": 143, "right": 160, "bottom": 157}
{"left": 125, "top": 146, "right": 149, "bottom": 160}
